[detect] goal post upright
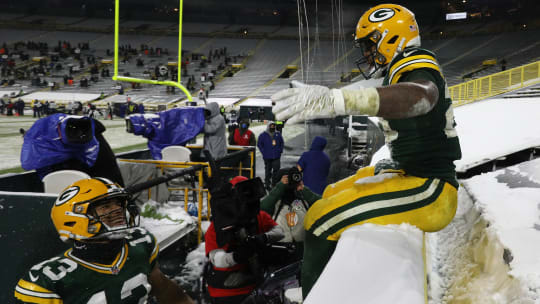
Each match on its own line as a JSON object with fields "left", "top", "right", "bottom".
{"left": 112, "top": 0, "right": 193, "bottom": 101}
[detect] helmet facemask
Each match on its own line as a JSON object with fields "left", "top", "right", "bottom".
{"left": 83, "top": 194, "right": 139, "bottom": 241}
{"left": 354, "top": 30, "right": 388, "bottom": 80}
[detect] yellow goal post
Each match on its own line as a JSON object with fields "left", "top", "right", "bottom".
{"left": 112, "top": 0, "right": 193, "bottom": 101}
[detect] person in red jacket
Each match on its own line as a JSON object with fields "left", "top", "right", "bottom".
{"left": 205, "top": 176, "right": 284, "bottom": 304}
{"left": 229, "top": 119, "right": 256, "bottom": 146}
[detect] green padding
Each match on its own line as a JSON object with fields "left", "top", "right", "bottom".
{"left": 0, "top": 171, "right": 44, "bottom": 192}
{"left": 0, "top": 194, "right": 67, "bottom": 303}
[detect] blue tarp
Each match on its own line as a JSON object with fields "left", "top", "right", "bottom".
{"left": 20, "top": 114, "right": 99, "bottom": 176}
{"left": 127, "top": 107, "right": 205, "bottom": 159}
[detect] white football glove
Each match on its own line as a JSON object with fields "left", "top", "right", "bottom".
{"left": 271, "top": 85, "right": 346, "bottom": 124}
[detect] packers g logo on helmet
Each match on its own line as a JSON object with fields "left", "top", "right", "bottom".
{"left": 56, "top": 186, "right": 80, "bottom": 206}
{"left": 368, "top": 8, "right": 395, "bottom": 22}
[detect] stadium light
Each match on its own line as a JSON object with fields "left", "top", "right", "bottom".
{"left": 446, "top": 12, "right": 467, "bottom": 20}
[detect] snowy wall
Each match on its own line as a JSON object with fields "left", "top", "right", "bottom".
{"left": 305, "top": 224, "right": 426, "bottom": 304}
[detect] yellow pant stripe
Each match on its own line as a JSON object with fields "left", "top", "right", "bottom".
{"left": 327, "top": 182, "right": 457, "bottom": 240}
{"left": 313, "top": 179, "right": 441, "bottom": 237}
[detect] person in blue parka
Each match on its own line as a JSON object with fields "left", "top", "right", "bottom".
{"left": 126, "top": 107, "right": 205, "bottom": 160}
{"left": 297, "top": 136, "right": 330, "bottom": 195}
{"left": 257, "top": 121, "right": 284, "bottom": 190}
{"left": 21, "top": 114, "right": 124, "bottom": 186}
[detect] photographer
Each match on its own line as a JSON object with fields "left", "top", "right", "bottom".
{"left": 20, "top": 114, "right": 124, "bottom": 186}
{"left": 260, "top": 167, "right": 321, "bottom": 259}
{"left": 205, "top": 176, "right": 284, "bottom": 304}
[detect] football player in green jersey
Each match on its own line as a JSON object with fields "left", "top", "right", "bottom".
{"left": 14, "top": 177, "right": 194, "bottom": 304}
{"left": 271, "top": 3, "right": 462, "bottom": 298}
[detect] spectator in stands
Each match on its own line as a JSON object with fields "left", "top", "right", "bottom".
{"left": 257, "top": 122, "right": 284, "bottom": 190}
{"left": 275, "top": 120, "right": 284, "bottom": 133}
{"left": 202, "top": 102, "right": 227, "bottom": 160}
{"left": 198, "top": 88, "right": 207, "bottom": 103}
{"left": 126, "top": 101, "right": 138, "bottom": 115}
{"left": 49, "top": 101, "right": 56, "bottom": 115}
{"left": 34, "top": 100, "right": 43, "bottom": 118}
{"left": 229, "top": 119, "right": 256, "bottom": 146}
{"left": 501, "top": 58, "right": 507, "bottom": 71}
{"left": 138, "top": 103, "right": 145, "bottom": 114}
{"left": 107, "top": 103, "right": 113, "bottom": 120}
{"left": 297, "top": 136, "right": 331, "bottom": 196}
{"left": 66, "top": 102, "right": 73, "bottom": 114}
{"left": 74, "top": 101, "right": 83, "bottom": 115}
{"left": 6, "top": 101, "right": 14, "bottom": 116}
{"left": 205, "top": 176, "right": 284, "bottom": 304}
{"left": 0, "top": 97, "right": 5, "bottom": 115}
{"left": 219, "top": 105, "right": 226, "bottom": 118}
{"left": 257, "top": 108, "right": 265, "bottom": 122}
{"left": 43, "top": 101, "right": 50, "bottom": 115}
{"left": 16, "top": 99, "right": 25, "bottom": 116}
{"left": 32, "top": 100, "right": 37, "bottom": 117}
{"left": 87, "top": 103, "right": 96, "bottom": 118}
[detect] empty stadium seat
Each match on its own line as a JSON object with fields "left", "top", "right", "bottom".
{"left": 161, "top": 146, "right": 192, "bottom": 162}
{"left": 42, "top": 170, "right": 91, "bottom": 194}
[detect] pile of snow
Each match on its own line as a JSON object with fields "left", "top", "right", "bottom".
{"left": 428, "top": 159, "right": 540, "bottom": 303}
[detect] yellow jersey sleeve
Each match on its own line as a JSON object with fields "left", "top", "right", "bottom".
{"left": 387, "top": 52, "right": 442, "bottom": 85}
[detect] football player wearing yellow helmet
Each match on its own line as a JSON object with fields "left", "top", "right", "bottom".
{"left": 354, "top": 4, "right": 421, "bottom": 79}
{"left": 15, "top": 178, "right": 194, "bottom": 304}
{"left": 271, "top": 4, "right": 461, "bottom": 298}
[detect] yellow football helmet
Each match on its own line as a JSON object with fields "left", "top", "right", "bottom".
{"left": 354, "top": 4, "right": 421, "bottom": 79}
{"left": 51, "top": 177, "right": 138, "bottom": 242}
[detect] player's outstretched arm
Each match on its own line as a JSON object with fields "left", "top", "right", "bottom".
{"left": 271, "top": 80, "right": 438, "bottom": 123}
{"left": 149, "top": 263, "right": 194, "bottom": 304}
{"left": 346, "top": 79, "right": 439, "bottom": 119}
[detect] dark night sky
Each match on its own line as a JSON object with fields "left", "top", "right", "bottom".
{"left": 2, "top": 0, "right": 537, "bottom": 27}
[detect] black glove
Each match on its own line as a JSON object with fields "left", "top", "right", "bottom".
{"left": 232, "top": 245, "right": 255, "bottom": 263}
{"left": 247, "top": 233, "right": 269, "bottom": 248}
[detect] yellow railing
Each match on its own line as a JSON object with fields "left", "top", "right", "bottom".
{"left": 449, "top": 60, "right": 540, "bottom": 107}
{"left": 118, "top": 146, "right": 256, "bottom": 243}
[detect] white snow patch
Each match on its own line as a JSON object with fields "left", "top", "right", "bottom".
{"left": 354, "top": 172, "right": 395, "bottom": 185}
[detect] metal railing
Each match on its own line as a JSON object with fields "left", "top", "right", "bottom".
{"left": 449, "top": 60, "right": 540, "bottom": 106}
{"left": 118, "top": 146, "right": 256, "bottom": 243}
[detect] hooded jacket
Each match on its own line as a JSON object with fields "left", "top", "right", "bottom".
{"left": 128, "top": 107, "right": 205, "bottom": 159}
{"left": 297, "top": 136, "right": 331, "bottom": 195}
{"left": 203, "top": 102, "right": 227, "bottom": 159}
{"left": 257, "top": 122, "right": 284, "bottom": 160}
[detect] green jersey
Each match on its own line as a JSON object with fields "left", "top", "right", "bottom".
{"left": 380, "top": 47, "right": 462, "bottom": 187}
{"left": 15, "top": 228, "right": 159, "bottom": 304}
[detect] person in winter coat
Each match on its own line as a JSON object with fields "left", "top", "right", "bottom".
{"left": 297, "top": 136, "right": 331, "bottom": 195}
{"left": 257, "top": 121, "right": 284, "bottom": 190}
{"left": 202, "top": 102, "right": 227, "bottom": 159}
{"left": 260, "top": 167, "right": 321, "bottom": 259}
{"left": 205, "top": 176, "right": 284, "bottom": 304}
{"left": 229, "top": 118, "right": 256, "bottom": 146}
